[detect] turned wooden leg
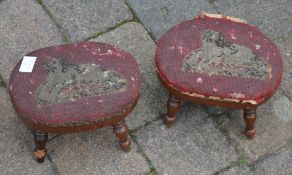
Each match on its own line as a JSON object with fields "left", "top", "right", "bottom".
{"left": 165, "top": 93, "right": 181, "bottom": 128}
{"left": 113, "top": 120, "right": 131, "bottom": 152}
{"left": 33, "top": 131, "right": 48, "bottom": 163}
{"left": 243, "top": 107, "right": 257, "bottom": 139}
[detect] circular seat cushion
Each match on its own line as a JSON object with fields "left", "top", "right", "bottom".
{"left": 155, "top": 14, "right": 283, "bottom": 105}
{"left": 9, "top": 42, "right": 141, "bottom": 127}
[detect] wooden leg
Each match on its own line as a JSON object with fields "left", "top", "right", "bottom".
{"left": 113, "top": 120, "right": 131, "bottom": 152}
{"left": 243, "top": 107, "right": 257, "bottom": 139}
{"left": 33, "top": 131, "right": 48, "bottom": 163}
{"left": 165, "top": 93, "right": 181, "bottom": 128}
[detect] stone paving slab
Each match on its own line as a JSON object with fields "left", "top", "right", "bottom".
{"left": 49, "top": 128, "right": 150, "bottom": 175}
{"left": 42, "top": 0, "right": 132, "bottom": 41}
{"left": 0, "top": 76, "right": 5, "bottom": 87}
{"left": 220, "top": 145, "right": 292, "bottom": 175}
{"left": 0, "top": 0, "right": 63, "bottom": 83}
{"left": 136, "top": 103, "right": 238, "bottom": 175}
{"left": 126, "top": 0, "right": 216, "bottom": 40}
{"left": 214, "top": 92, "right": 292, "bottom": 162}
{"left": 126, "top": 83, "right": 167, "bottom": 130}
{"left": 0, "top": 87, "right": 57, "bottom": 175}
{"left": 92, "top": 22, "right": 168, "bottom": 129}
{"left": 206, "top": 106, "right": 231, "bottom": 116}
{"left": 253, "top": 146, "right": 292, "bottom": 175}
{"left": 277, "top": 38, "right": 292, "bottom": 101}
{"left": 220, "top": 166, "right": 252, "bottom": 175}
{"left": 213, "top": 0, "right": 292, "bottom": 41}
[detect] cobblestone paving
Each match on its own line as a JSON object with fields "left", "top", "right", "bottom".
{"left": 41, "top": 0, "right": 132, "bottom": 41}
{"left": 0, "top": 0, "right": 291, "bottom": 174}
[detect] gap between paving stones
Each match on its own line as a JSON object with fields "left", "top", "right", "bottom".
{"left": 0, "top": 75, "right": 7, "bottom": 88}
{"left": 208, "top": 0, "right": 217, "bottom": 4}
{"left": 85, "top": 1, "right": 157, "bottom": 43}
{"left": 128, "top": 98, "right": 198, "bottom": 133}
{"left": 247, "top": 144, "right": 290, "bottom": 171}
{"left": 216, "top": 143, "right": 291, "bottom": 175}
{"left": 127, "top": 80, "right": 168, "bottom": 131}
{"left": 85, "top": 19, "right": 134, "bottom": 41}
{"left": 203, "top": 110, "right": 250, "bottom": 172}
{"left": 36, "top": 0, "right": 134, "bottom": 43}
{"left": 35, "top": 0, "right": 70, "bottom": 42}
{"left": 209, "top": 111, "right": 247, "bottom": 154}
{"left": 129, "top": 128, "right": 158, "bottom": 175}
{"left": 46, "top": 154, "right": 61, "bottom": 175}
{"left": 144, "top": 169, "right": 158, "bottom": 175}
{"left": 129, "top": 115, "right": 162, "bottom": 135}
{"left": 279, "top": 88, "right": 292, "bottom": 103}
{"left": 37, "top": 0, "right": 157, "bottom": 43}
{"left": 208, "top": 102, "right": 292, "bottom": 174}
{"left": 127, "top": 99, "right": 196, "bottom": 175}
{"left": 212, "top": 157, "right": 243, "bottom": 175}
{"left": 129, "top": 102, "right": 238, "bottom": 175}
{"left": 213, "top": 143, "right": 290, "bottom": 174}
{"left": 124, "top": 0, "right": 157, "bottom": 42}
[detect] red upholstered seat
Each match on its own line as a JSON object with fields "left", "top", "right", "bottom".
{"left": 9, "top": 42, "right": 141, "bottom": 126}
{"left": 155, "top": 14, "right": 283, "bottom": 106}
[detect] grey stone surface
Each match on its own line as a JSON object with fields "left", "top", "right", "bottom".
{"left": 277, "top": 38, "right": 292, "bottom": 101}
{"left": 126, "top": 83, "right": 167, "bottom": 130}
{"left": 0, "top": 87, "right": 56, "bottom": 175}
{"left": 0, "top": 0, "right": 63, "bottom": 83}
{"left": 42, "top": 0, "right": 132, "bottom": 41}
{"left": 253, "top": 146, "right": 292, "bottom": 175}
{"left": 92, "top": 22, "right": 168, "bottom": 129}
{"left": 49, "top": 128, "right": 150, "bottom": 175}
{"left": 220, "top": 166, "right": 252, "bottom": 175}
{"left": 215, "top": 92, "right": 292, "bottom": 162}
{"left": 206, "top": 106, "right": 231, "bottom": 116}
{"left": 220, "top": 146, "right": 292, "bottom": 175}
{"left": 213, "top": 0, "right": 292, "bottom": 40}
{"left": 0, "top": 76, "right": 5, "bottom": 87}
{"left": 136, "top": 103, "right": 238, "bottom": 175}
{"left": 127, "top": 0, "right": 216, "bottom": 39}
{"left": 272, "top": 96, "right": 292, "bottom": 122}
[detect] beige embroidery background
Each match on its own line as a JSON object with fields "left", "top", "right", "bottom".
{"left": 36, "top": 58, "right": 127, "bottom": 107}
{"left": 182, "top": 30, "right": 271, "bottom": 80}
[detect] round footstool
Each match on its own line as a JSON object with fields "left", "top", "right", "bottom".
{"left": 9, "top": 42, "right": 141, "bottom": 163}
{"left": 155, "top": 13, "right": 283, "bottom": 139}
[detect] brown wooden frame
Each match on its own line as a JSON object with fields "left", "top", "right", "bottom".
{"left": 157, "top": 73, "right": 269, "bottom": 139}
{"left": 20, "top": 96, "right": 138, "bottom": 163}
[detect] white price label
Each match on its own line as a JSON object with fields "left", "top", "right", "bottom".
{"left": 19, "top": 56, "right": 37, "bottom": 73}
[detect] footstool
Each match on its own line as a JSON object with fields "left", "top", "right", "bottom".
{"left": 155, "top": 13, "right": 283, "bottom": 139}
{"left": 9, "top": 42, "right": 141, "bottom": 162}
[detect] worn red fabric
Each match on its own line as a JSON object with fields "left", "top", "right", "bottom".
{"left": 9, "top": 42, "right": 141, "bottom": 126}
{"left": 155, "top": 16, "right": 283, "bottom": 104}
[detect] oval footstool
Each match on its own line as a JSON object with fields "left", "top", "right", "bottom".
{"left": 155, "top": 13, "right": 283, "bottom": 139}
{"left": 9, "top": 42, "right": 141, "bottom": 163}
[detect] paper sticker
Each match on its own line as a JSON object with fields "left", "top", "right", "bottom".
{"left": 19, "top": 56, "right": 37, "bottom": 72}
